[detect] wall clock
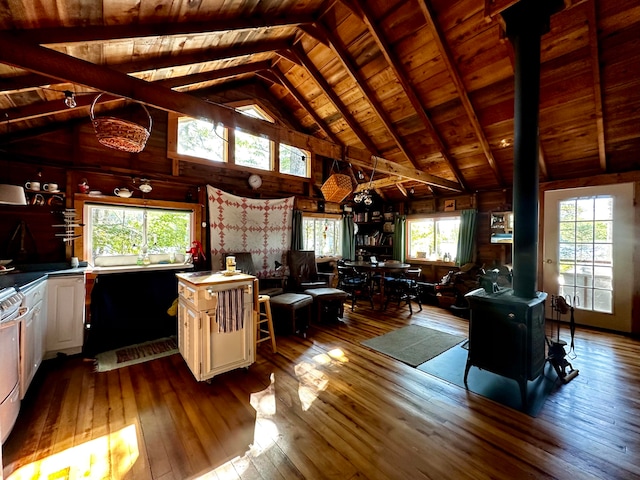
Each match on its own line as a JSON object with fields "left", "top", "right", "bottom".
{"left": 248, "top": 174, "right": 262, "bottom": 189}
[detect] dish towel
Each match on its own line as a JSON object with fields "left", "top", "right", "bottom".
{"left": 216, "top": 288, "right": 245, "bottom": 333}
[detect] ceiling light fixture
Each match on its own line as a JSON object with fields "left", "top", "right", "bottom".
{"left": 139, "top": 179, "right": 152, "bottom": 193}
{"left": 353, "top": 157, "right": 378, "bottom": 206}
{"left": 63, "top": 90, "right": 77, "bottom": 108}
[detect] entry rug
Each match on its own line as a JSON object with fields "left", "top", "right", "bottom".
{"left": 94, "top": 336, "right": 178, "bottom": 372}
{"left": 361, "top": 325, "right": 466, "bottom": 367}
{"left": 417, "top": 342, "right": 558, "bottom": 417}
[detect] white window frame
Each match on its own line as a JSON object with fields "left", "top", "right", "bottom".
{"left": 302, "top": 214, "right": 343, "bottom": 258}
{"left": 406, "top": 213, "right": 461, "bottom": 263}
{"left": 76, "top": 197, "right": 199, "bottom": 270}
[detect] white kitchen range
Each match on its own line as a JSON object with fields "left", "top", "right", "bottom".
{"left": 0, "top": 286, "right": 26, "bottom": 444}
{"left": 175, "top": 271, "right": 256, "bottom": 382}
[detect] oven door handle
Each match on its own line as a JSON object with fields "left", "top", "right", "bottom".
{"left": 0, "top": 306, "right": 29, "bottom": 329}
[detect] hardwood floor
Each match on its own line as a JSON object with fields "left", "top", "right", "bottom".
{"left": 3, "top": 302, "right": 640, "bottom": 479}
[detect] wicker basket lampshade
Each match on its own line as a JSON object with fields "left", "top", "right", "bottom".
{"left": 90, "top": 94, "right": 153, "bottom": 153}
{"left": 321, "top": 173, "right": 352, "bottom": 203}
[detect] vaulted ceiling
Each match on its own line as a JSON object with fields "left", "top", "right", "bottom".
{"left": 0, "top": 0, "right": 638, "bottom": 202}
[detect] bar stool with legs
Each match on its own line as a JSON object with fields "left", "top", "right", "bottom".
{"left": 254, "top": 280, "right": 277, "bottom": 353}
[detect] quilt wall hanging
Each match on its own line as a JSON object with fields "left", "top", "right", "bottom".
{"left": 207, "top": 185, "right": 294, "bottom": 278}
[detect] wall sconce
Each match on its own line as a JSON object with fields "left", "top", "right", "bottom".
{"left": 138, "top": 178, "right": 152, "bottom": 193}
{"left": 63, "top": 90, "right": 77, "bottom": 108}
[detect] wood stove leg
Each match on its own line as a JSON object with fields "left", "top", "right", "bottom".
{"left": 463, "top": 359, "right": 472, "bottom": 387}
{"left": 518, "top": 377, "right": 528, "bottom": 409}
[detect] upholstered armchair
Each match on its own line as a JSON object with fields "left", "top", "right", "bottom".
{"left": 224, "top": 252, "right": 285, "bottom": 297}
{"left": 287, "top": 250, "right": 333, "bottom": 292}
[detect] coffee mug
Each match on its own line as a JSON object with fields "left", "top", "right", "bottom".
{"left": 70, "top": 257, "right": 79, "bottom": 268}
{"left": 30, "top": 193, "right": 45, "bottom": 205}
{"left": 43, "top": 183, "right": 59, "bottom": 192}
{"left": 25, "top": 181, "right": 41, "bottom": 191}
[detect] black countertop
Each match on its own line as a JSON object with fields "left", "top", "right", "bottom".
{"left": 0, "top": 263, "right": 85, "bottom": 291}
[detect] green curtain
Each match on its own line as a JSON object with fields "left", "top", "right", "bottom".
{"left": 456, "top": 209, "right": 477, "bottom": 265}
{"left": 392, "top": 215, "right": 406, "bottom": 262}
{"left": 291, "top": 209, "right": 303, "bottom": 250}
{"left": 341, "top": 214, "right": 355, "bottom": 260}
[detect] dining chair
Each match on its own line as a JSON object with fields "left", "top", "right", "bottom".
{"left": 383, "top": 267, "right": 422, "bottom": 313}
{"left": 337, "top": 264, "right": 374, "bottom": 311}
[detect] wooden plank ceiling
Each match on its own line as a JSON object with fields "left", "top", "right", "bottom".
{"left": 0, "top": 0, "right": 638, "bottom": 202}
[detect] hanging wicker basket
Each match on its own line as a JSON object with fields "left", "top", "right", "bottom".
{"left": 321, "top": 173, "right": 352, "bottom": 203}
{"left": 90, "top": 94, "right": 152, "bottom": 153}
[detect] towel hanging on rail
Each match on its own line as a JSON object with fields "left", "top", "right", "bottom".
{"left": 216, "top": 288, "right": 244, "bottom": 333}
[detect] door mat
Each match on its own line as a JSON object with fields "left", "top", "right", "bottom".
{"left": 417, "top": 343, "right": 558, "bottom": 417}
{"left": 361, "top": 325, "right": 466, "bottom": 367}
{"left": 94, "top": 336, "right": 178, "bottom": 372}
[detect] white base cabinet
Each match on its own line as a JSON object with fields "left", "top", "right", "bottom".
{"left": 46, "top": 274, "right": 85, "bottom": 357}
{"left": 20, "top": 279, "right": 47, "bottom": 399}
{"left": 176, "top": 272, "right": 255, "bottom": 382}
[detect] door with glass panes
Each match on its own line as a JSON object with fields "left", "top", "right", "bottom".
{"left": 542, "top": 184, "right": 634, "bottom": 332}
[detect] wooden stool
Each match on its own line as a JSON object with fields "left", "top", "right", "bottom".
{"left": 256, "top": 295, "right": 277, "bottom": 353}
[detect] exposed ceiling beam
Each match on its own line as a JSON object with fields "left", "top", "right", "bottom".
{"left": 354, "top": 175, "right": 404, "bottom": 192}
{"left": 290, "top": 44, "right": 380, "bottom": 154}
{"left": 2, "top": 14, "right": 315, "bottom": 45}
{"left": 159, "top": 61, "right": 271, "bottom": 90}
{"left": 418, "top": 0, "right": 503, "bottom": 186}
{"left": 0, "top": 39, "right": 292, "bottom": 95}
{"left": 346, "top": 148, "right": 462, "bottom": 192}
{"left": 586, "top": 0, "right": 607, "bottom": 172}
{"left": 0, "top": 63, "right": 272, "bottom": 123}
{"left": 1, "top": 94, "right": 121, "bottom": 123}
{"left": 113, "top": 39, "right": 291, "bottom": 75}
{"left": 352, "top": 0, "right": 469, "bottom": 191}
{"left": 313, "top": 22, "right": 422, "bottom": 170}
{"left": 268, "top": 67, "right": 343, "bottom": 145}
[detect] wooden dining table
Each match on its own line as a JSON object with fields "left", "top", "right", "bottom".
{"left": 343, "top": 261, "right": 411, "bottom": 310}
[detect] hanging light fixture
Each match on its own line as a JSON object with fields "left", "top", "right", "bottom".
{"left": 63, "top": 90, "right": 77, "bottom": 108}
{"left": 353, "top": 157, "right": 378, "bottom": 205}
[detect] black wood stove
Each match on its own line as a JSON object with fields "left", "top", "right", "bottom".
{"left": 465, "top": 288, "right": 547, "bottom": 406}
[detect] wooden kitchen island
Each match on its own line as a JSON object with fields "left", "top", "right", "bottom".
{"left": 175, "top": 271, "right": 256, "bottom": 382}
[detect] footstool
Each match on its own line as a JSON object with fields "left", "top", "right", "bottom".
{"left": 269, "top": 293, "right": 313, "bottom": 336}
{"left": 303, "top": 288, "right": 348, "bottom": 324}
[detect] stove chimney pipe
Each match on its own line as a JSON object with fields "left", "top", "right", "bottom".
{"left": 502, "top": 0, "right": 564, "bottom": 299}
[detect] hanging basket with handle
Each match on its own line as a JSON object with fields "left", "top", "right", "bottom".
{"left": 321, "top": 173, "right": 353, "bottom": 203}
{"left": 90, "top": 94, "right": 152, "bottom": 153}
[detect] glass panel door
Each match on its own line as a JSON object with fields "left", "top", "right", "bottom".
{"left": 543, "top": 184, "right": 634, "bottom": 332}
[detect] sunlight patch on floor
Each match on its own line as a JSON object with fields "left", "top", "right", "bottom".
{"left": 7, "top": 424, "right": 138, "bottom": 480}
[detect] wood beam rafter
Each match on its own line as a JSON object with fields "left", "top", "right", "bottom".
{"left": 312, "top": 22, "right": 421, "bottom": 170}
{"left": 347, "top": 149, "right": 462, "bottom": 192}
{"left": 351, "top": 0, "right": 469, "bottom": 191}
{"left": 290, "top": 44, "right": 380, "bottom": 155}
{"left": 354, "top": 175, "right": 404, "bottom": 192}
{"left": 2, "top": 15, "right": 315, "bottom": 45}
{"left": 418, "top": 0, "right": 503, "bottom": 186}
{"left": 586, "top": 0, "right": 607, "bottom": 172}
{"left": 267, "top": 67, "right": 342, "bottom": 145}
